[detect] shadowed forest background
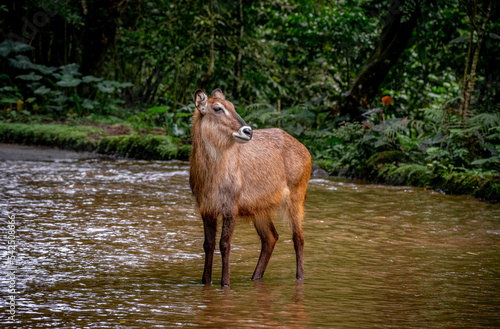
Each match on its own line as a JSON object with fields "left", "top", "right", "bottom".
{"left": 0, "top": 0, "right": 499, "bottom": 201}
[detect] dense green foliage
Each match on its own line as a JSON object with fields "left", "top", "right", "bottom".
{"left": 0, "top": 0, "right": 498, "bottom": 200}
{"left": 0, "top": 48, "right": 132, "bottom": 120}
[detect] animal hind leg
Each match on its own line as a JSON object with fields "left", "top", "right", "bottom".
{"left": 252, "top": 216, "right": 279, "bottom": 280}
{"left": 286, "top": 196, "right": 305, "bottom": 280}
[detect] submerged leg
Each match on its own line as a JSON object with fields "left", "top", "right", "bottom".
{"left": 287, "top": 196, "right": 306, "bottom": 280}
{"left": 292, "top": 224, "right": 305, "bottom": 280}
{"left": 202, "top": 214, "right": 217, "bottom": 285}
{"left": 220, "top": 213, "right": 236, "bottom": 286}
{"left": 252, "top": 219, "right": 279, "bottom": 280}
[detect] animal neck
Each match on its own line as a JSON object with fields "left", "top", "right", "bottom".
{"left": 191, "top": 112, "right": 238, "bottom": 175}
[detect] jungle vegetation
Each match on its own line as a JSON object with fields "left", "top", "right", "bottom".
{"left": 0, "top": 0, "right": 499, "bottom": 199}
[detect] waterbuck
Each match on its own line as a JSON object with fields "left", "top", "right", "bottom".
{"left": 190, "top": 88, "right": 311, "bottom": 286}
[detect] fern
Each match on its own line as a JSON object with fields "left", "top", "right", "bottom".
{"left": 468, "top": 113, "right": 500, "bottom": 132}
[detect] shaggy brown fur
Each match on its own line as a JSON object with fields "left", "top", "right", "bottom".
{"left": 190, "top": 89, "right": 311, "bottom": 286}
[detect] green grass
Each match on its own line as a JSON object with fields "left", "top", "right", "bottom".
{"left": 97, "top": 135, "right": 190, "bottom": 160}
{"left": 83, "top": 114, "right": 129, "bottom": 125}
{"left": 0, "top": 122, "right": 106, "bottom": 151}
{"left": 0, "top": 121, "right": 191, "bottom": 160}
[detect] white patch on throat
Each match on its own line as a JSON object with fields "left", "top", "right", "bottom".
{"left": 203, "top": 139, "right": 220, "bottom": 160}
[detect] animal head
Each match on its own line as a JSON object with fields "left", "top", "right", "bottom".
{"left": 194, "top": 88, "right": 253, "bottom": 144}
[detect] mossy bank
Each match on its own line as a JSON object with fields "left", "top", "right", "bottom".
{"left": 0, "top": 122, "right": 190, "bottom": 161}
{"left": 316, "top": 153, "right": 500, "bottom": 204}
{"left": 0, "top": 122, "right": 104, "bottom": 152}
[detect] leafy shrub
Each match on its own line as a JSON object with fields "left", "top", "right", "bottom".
{"left": 128, "top": 104, "right": 192, "bottom": 137}
{"left": 0, "top": 40, "right": 132, "bottom": 120}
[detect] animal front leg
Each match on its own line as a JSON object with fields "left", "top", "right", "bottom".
{"left": 202, "top": 214, "right": 217, "bottom": 285}
{"left": 220, "top": 214, "right": 236, "bottom": 286}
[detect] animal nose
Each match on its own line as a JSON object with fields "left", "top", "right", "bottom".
{"left": 233, "top": 126, "right": 253, "bottom": 143}
{"left": 242, "top": 126, "right": 253, "bottom": 139}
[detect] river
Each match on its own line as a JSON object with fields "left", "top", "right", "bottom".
{"left": 1, "top": 146, "right": 499, "bottom": 328}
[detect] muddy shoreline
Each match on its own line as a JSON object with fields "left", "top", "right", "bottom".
{"left": 0, "top": 143, "right": 98, "bottom": 161}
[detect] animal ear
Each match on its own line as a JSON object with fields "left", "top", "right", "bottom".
{"left": 194, "top": 89, "right": 208, "bottom": 114}
{"left": 211, "top": 88, "right": 225, "bottom": 100}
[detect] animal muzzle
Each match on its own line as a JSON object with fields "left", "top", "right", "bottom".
{"left": 233, "top": 126, "right": 253, "bottom": 143}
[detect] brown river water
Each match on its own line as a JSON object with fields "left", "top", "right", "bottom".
{"left": 1, "top": 148, "right": 499, "bottom": 328}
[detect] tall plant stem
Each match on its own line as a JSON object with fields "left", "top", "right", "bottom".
{"left": 460, "top": 0, "right": 493, "bottom": 118}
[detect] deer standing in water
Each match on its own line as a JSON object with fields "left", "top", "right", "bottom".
{"left": 190, "top": 89, "right": 311, "bottom": 286}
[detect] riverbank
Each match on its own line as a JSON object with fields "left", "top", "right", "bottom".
{"left": 0, "top": 143, "right": 98, "bottom": 161}
{"left": 0, "top": 122, "right": 190, "bottom": 161}
{"left": 0, "top": 122, "right": 498, "bottom": 203}
{"left": 315, "top": 157, "right": 499, "bottom": 204}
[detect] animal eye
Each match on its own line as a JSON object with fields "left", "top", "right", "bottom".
{"left": 214, "top": 107, "right": 223, "bottom": 112}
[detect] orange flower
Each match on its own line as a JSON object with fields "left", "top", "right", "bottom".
{"left": 382, "top": 95, "right": 392, "bottom": 106}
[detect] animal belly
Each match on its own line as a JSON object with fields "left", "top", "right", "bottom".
{"left": 238, "top": 185, "right": 288, "bottom": 216}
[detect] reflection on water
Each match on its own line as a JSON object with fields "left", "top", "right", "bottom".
{"left": 1, "top": 157, "right": 499, "bottom": 328}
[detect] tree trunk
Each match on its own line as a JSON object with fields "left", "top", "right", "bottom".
{"left": 341, "top": 0, "right": 421, "bottom": 120}
{"left": 460, "top": 0, "right": 493, "bottom": 118}
{"left": 80, "top": 0, "right": 128, "bottom": 77}
{"left": 459, "top": 1, "right": 476, "bottom": 116}
{"left": 200, "top": 0, "right": 214, "bottom": 89}
{"left": 234, "top": 0, "right": 244, "bottom": 99}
